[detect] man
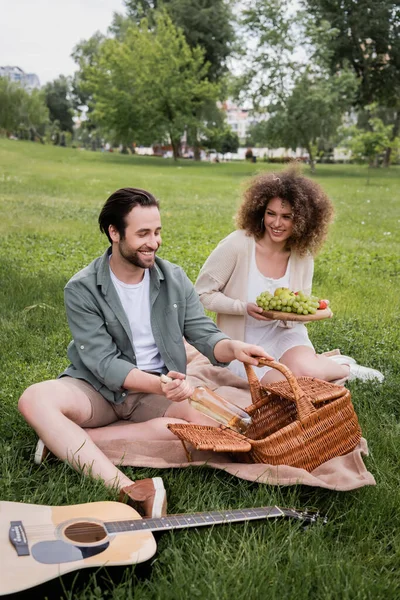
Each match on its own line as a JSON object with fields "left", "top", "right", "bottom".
{"left": 18, "top": 188, "right": 271, "bottom": 519}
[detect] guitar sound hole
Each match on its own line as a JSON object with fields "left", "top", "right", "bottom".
{"left": 64, "top": 522, "right": 107, "bottom": 544}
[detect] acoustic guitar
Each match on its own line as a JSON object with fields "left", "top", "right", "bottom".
{"left": 0, "top": 500, "right": 325, "bottom": 595}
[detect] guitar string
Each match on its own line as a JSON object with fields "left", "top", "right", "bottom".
{"left": 20, "top": 509, "right": 290, "bottom": 532}
{"left": 22, "top": 516, "right": 283, "bottom": 534}
{"left": 17, "top": 512, "right": 308, "bottom": 540}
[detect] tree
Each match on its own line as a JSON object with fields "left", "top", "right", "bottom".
{"left": 0, "top": 77, "right": 24, "bottom": 133}
{"left": 72, "top": 35, "right": 104, "bottom": 115}
{"left": 246, "top": 120, "right": 270, "bottom": 147}
{"left": 44, "top": 76, "right": 74, "bottom": 133}
{"left": 257, "top": 69, "right": 357, "bottom": 171}
{"left": 118, "top": 0, "right": 236, "bottom": 82}
{"left": 0, "top": 77, "right": 48, "bottom": 140}
{"left": 236, "top": 0, "right": 301, "bottom": 109}
{"left": 203, "top": 124, "right": 239, "bottom": 156}
{"left": 111, "top": 0, "right": 236, "bottom": 159}
{"left": 303, "top": 0, "right": 400, "bottom": 166}
{"left": 77, "top": 12, "right": 219, "bottom": 159}
{"left": 19, "top": 89, "right": 49, "bottom": 141}
{"left": 339, "top": 107, "right": 398, "bottom": 177}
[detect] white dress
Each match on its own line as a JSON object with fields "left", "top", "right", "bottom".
{"left": 228, "top": 243, "right": 314, "bottom": 380}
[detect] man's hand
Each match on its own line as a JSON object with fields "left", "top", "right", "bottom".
{"left": 230, "top": 341, "right": 274, "bottom": 366}
{"left": 214, "top": 339, "right": 274, "bottom": 366}
{"left": 246, "top": 302, "right": 273, "bottom": 321}
{"left": 160, "top": 371, "right": 194, "bottom": 402}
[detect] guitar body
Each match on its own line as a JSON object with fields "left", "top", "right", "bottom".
{"left": 0, "top": 501, "right": 156, "bottom": 596}
{"left": 0, "top": 499, "right": 323, "bottom": 596}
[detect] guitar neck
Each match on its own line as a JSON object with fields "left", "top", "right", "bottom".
{"left": 105, "top": 506, "right": 303, "bottom": 535}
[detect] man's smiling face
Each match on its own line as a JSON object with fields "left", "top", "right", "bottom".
{"left": 110, "top": 204, "right": 162, "bottom": 269}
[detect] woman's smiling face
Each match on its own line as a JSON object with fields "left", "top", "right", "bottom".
{"left": 262, "top": 197, "right": 294, "bottom": 244}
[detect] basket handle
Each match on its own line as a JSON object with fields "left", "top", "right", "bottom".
{"left": 244, "top": 357, "right": 316, "bottom": 421}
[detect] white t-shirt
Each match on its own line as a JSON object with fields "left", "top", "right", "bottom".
{"left": 109, "top": 267, "right": 165, "bottom": 372}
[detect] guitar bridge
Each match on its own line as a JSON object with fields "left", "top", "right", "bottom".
{"left": 9, "top": 521, "right": 30, "bottom": 556}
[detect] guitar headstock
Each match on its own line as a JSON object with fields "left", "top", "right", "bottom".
{"left": 281, "top": 507, "right": 328, "bottom": 526}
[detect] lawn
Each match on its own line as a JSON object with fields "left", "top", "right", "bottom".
{"left": 0, "top": 139, "right": 399, "bottom": 599}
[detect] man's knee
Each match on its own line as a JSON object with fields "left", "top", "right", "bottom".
{"left": 18, "top": 380, "right": 90, "bottom": 424}
{"left": 18, "top": 382, "right": 50, "bottom": 420}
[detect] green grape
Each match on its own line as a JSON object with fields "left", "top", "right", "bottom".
{"left": 257, "top": 288, "right": 329, "bottom": 316}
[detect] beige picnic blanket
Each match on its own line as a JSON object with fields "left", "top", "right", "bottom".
{"left": 98, "top": 343, "right": 376, "bottom": 491}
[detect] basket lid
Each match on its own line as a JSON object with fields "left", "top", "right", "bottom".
{"left": 261, "top": 377, "right": 348, "bottom": 404}
{"left": 168, "top": 424, "right": 252, "bottom": 453}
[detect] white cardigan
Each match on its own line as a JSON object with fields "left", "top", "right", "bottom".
{"left": 195, "top": 230, "right": 314, "bottom": 340}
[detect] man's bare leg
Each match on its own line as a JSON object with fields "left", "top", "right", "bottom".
{"left": 85, "top": 398, "right": 217, "bottom": 443}
{"left": 87, "top": 415, "right": 193, "bottom": 443}
{"left": 18, "top": 380, "right": 186, "bottom": 488}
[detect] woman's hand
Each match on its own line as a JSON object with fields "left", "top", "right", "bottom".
{"left": 160, "top": 371, "right": 194, "bottom": 402}
{"left": 246, "top": 302, "right": 273, "bottom": 321}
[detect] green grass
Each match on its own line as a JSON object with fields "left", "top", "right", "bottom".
{"left": 0, "top": 139, "right": 399, "bottom": 599}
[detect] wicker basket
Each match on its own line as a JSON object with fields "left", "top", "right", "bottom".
{"left": 168, "top": 358, "right": 362, "bottom": 472}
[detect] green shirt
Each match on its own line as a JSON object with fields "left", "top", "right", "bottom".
{"left": 60, "top": 249, "right": 229, "bottom": 404}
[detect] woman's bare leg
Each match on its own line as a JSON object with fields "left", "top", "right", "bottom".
{"left": 260, "top": 346, "right": 350, "bottom": 385}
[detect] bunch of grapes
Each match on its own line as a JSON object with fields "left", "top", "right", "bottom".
{"left": 256, "top": 287, "right": 321, "bottom": 315}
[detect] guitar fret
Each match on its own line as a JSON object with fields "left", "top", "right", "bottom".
{"left": 105, "top": 506, "right": 312, "bottom": 535}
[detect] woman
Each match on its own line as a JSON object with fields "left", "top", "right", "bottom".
{"left": 195, "top": 167, "right": 383, "bottom": 384}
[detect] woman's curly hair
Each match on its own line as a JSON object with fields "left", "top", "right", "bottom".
{"left": 235, "top": 166, "right": 334, "bottom": 256}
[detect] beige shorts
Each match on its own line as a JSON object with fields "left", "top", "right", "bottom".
{"left": 59, "top": 377, "right": 173, "bottom": 427}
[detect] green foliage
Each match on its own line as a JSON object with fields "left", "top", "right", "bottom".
{"left": 0, "top": 77, "right": 49, "bottom": 138}
{"left": 202, "top": 124, "right": 239, "bottom": 155}
{"left": 77, "top": 11, "right": 219, "bottom": 157}
{"left": 253, "top": 69, "right": 357, "bottom": 169}
{"left": 339, "top": 109, "right": 398, "bottom": 166}
{"left": 303, "top": 0, "right": 400, "bottom": 166}
{"left": 238, "top": 0, "right": 299, "bottom": 107}
{"left": 303, "top": 0, "right": 400, "bottom": 108}
{"left": 119, "top": 0, "right": 236, "bottom": 82}
{"left": 44, "top": 75, "right": 75, "bottom": 133}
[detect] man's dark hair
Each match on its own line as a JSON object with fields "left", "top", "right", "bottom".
{"left": 99, "top": 187, "right": 159, "bottom": 243}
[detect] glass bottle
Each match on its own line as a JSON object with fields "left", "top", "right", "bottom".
{"left": 189, "top": 386, "right": 252, "bottom": 434}
{"left": 160, "top": 375, "right": 252, "bottom": 434}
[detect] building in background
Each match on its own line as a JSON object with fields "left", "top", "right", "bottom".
{"left": 0, "top": 66, "right": 40, "bottom": 90}
{"left": 222, "top": 100, "right": 256, "bottom": 145}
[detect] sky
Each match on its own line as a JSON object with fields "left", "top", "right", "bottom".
{"left": 0, "top": 0, "right": 126, "bottom": 85}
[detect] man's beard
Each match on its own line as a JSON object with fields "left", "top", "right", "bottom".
{"left": 119, "top": 242, "right": 158, "bottom": 269}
